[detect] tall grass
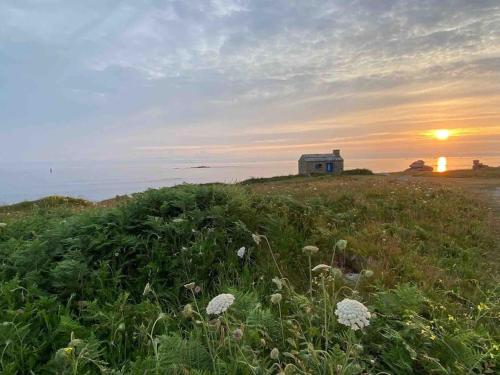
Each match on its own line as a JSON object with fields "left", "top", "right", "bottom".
{"left": 0, "top": 179, "right": 498, "bottom": 373}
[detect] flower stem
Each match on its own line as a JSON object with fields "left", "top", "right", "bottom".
{"left": 278, "top": 302, "right": 285, "bottom": 346}
{"left": 263, "top": 236, "right": 284, "bottom": 279}
{"left": 191, "top": 290, "right": 217, "bottom": 373}
{"left": 308, "top": 255, "right": 313, "bottom": 296}
{"left": 321, "top": 275, "right": 329, "bottom": 351}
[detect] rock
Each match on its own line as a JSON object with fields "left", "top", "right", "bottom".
{"left": 407, "top": 160, "right": 433, "bottom": 172}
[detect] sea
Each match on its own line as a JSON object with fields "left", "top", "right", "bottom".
{"left": 1, "top": 156, "right": 499, "bottom": 205}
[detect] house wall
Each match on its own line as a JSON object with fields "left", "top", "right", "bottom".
{"left": 298, "top": 160, "right": 344, "bottom": 175}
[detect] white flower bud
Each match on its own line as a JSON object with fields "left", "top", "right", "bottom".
{"left": 252, "top": 233, "right": 261, "bottom": 245}
{"left": 237, "top": 247, "right": 246, "bottom": 258}
{"left": 270, "top": 293, "right": 282, "bottom": 304}
{"left": 336, "top": 240, "right": 347, "bottom": 251}
{"left": 364, "top": 270, "right": 374, "bottom": 278}
{"left": 312, "top": 264, "right": 331, "bottom": 273}
{"left": 270, "top": 347, "right": 280, "bottom": 360}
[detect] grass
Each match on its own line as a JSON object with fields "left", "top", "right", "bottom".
{"left": 394, "top": 166, "right": 500, "bottom": 178}
{"left": 0, "top": 176, "right": 498, "bottom": 374}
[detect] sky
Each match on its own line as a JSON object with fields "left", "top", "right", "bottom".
{"left": 1, "top": 0, "right": 499, "bottom": 163}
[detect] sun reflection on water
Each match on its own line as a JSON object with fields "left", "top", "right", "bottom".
{"left": 437, "top": 157, "right": 447, "bottom": 172}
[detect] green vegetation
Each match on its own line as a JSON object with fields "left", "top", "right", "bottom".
{"left": 0, "top": 177, "right": 498, "bottom": 374}
{"left": 0, "top": 196, "right": 91, "bottom": 220}
{"left": 394, "top": 166, "right": 500, "bottom": 179}
{"left": 239, "top": 174, "right": 300, "bottom": 185}
{"left": 342, "top": 169, "right": 374, "bottom": 176}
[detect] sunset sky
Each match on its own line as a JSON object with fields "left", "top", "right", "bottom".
{"left": 1, "top": 0, "right": 499, "bottom": 163}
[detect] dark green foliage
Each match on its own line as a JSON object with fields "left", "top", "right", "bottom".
{"left": 342, "top": 169, "right": 374, "bottom": 175}
{"left": 0, "top": 182, "right": 497, "bottom": 373}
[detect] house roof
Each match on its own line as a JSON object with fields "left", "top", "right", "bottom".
{"left": 299, "top": 153, "right": 344, "bottom": 162}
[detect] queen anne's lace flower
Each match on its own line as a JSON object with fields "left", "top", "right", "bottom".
{"left": 272, "top": 277, "right": 283, "bottom": 290}
{"left": 206, "top": 293, "right": 235, "bottom": 315}
{"left": 363, "top": 270, "right": 374, "bottom": 278}
{"left": 270, "top": 347, "right": 280, "bottom": 360}
{"left": 335, "top": 298, "right": 371, "bottom": 330}
{"left": 237, "top": 247, "right": 246, "bottom": 258}
{"left": 336, "top": 239, "right": 347, "bottom": 250}
{"left": 270, "top": 293, "right": 282, "bottom": 304}
{"left": 312, "top": 264, "right": 331, "bottom": 273}
{"left": 252, "top": 234, "right": 261, "bottom": 245}
{"left": 302, "top": 245, "right": 319, "bottom": 255}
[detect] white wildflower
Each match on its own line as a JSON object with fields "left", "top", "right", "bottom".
{"left": 302, "top": 245, "right": 319, "bottom": 255}
{"left": 270, "top": 347, "right": 280, "bottom": 360}
{"left": 364, "top": 270, "right": 374, "bottom": 278}
{"left": 206, "top": 293, "right": 235, "bottom": 315}
{"left": 335, "top": 298, "right": 371, "bottom": 331}
{"left": 184, "top": 282, "right": 196, "bottom": 291}
{"left": 252, "top": 233, "right": 261, "bottom": 245}
{"left": 182, "top": 304, "right": 193, "bottom": 318}
{"left": 272, "top": 277, "right": 283, "bottom": 290}
{"left": 270, "top": 293, "right": 282, "bottom": 305}
{"left": 336, "top": 240, "right": 347, "bottom": 250}
{"left": 143, "top": 283, "right": 152, "bottom": 296}
{"left": 237, "top": 247, "right": 246, "bottom": 258}
{"left": 312, "top": 264, "right": 331, "bottom": 273}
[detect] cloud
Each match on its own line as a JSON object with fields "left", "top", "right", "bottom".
{"left": 0, "top": 0, "right": 499, "bottom": 162}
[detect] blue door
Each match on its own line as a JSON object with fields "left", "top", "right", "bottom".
{"left": 326, "top": 163, "right": 333, "bottom": 173}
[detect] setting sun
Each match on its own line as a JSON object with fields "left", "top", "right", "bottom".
{"left": 435, "top": 129, "right": 450, "bottom": 140}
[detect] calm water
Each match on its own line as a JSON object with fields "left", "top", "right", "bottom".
{"left": 1, "top": 156, "right": 499, "bottom": 204}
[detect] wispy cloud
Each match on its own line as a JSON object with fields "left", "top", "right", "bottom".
{"left": 0, "top": 0, "right": 499, "bottom": 161}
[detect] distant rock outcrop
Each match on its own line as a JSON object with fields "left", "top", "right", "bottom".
{"left": 473, "top": 160, "right": 489, "bottom": 170}
{"left": 407, "top": 160, "right": 433, "bottom": 172}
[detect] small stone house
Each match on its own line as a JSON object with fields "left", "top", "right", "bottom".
{"left": 298, "top": 149, "right": 344, "bottom": 175}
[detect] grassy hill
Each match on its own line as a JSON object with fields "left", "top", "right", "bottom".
{"left": 0, "top": 176, "right": 498, "bottom": 374}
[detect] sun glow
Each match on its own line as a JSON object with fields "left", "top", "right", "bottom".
{"left": 434, "top": 129, "right": 450, "bottom": 140}
{"left": 437, "top": 156, "right": 447, "bottom": 172}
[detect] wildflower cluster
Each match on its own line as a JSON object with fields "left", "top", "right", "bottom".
{"left": 206, "top": 293, "right": 235, "bottom": 315}
{"left": 335, "top": 298, "right": 371, "bottom": 330}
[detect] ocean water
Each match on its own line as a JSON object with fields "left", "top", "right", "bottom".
{"left": 1, "top": 156, "right": 499, "bottom": 204}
